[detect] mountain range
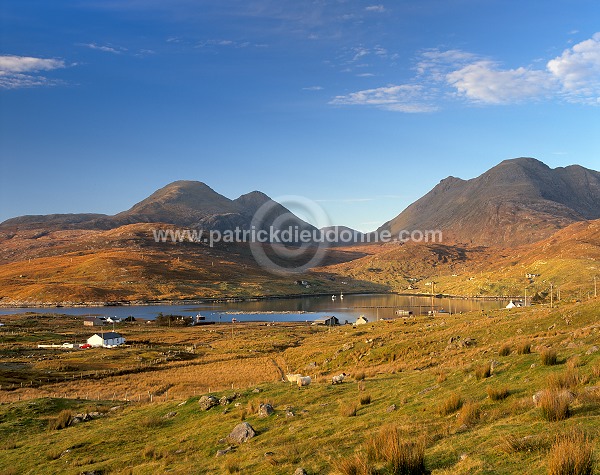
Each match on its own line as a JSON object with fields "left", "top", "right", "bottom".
{"left": 1, "top": 157, "right": 599, "bottom": 304}
{"left": 0, "top": 181, "right": 316, "bottom": 234}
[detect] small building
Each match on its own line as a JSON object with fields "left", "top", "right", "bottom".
{"left": 87, "top": 332, "right": 125, "bottom": 348}
{"left": 84, "top": 317, "right": 106, "bottom": 327}
{"left": 354, "top": 315, "right": 369, "bottom": 326}
{"left": 505, "top": 300, "right": 522, "bottom": 309}
{"left": 312, "top": 316, "right": 340, "bottom": 326}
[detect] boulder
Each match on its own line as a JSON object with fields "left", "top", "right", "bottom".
{"left": 259, "top": 403, "right": 275, "bottom": 417}
{"left": 216, "top": 446, "right": 233, "bottom": 457}
{"left": 586, "top": 346, "right": 599, "bottom": 355}
{"left": 228, "top": 422, "right": 256, "bottom": 443}
{"left": 199, "top": 395, "right": 219, "bottom": 411}
{"left": 386, "top": 404, "right": 397, "bottom": 412}
{"left": 294, "top": 469, "right": 307, "bottom": 475}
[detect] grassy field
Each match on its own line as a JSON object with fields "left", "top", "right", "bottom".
{"left": 0, "top": 299, "right": 599, "bottom": 474}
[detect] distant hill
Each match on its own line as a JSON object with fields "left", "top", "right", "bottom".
{"left": 378, "top": 157, "right": 600, "bottom": 247}
{"left": 319, "top": 218, "right": 600, "bottom": 299}
{"left": 0, "top": 181, "right": 316, "bottom": 234}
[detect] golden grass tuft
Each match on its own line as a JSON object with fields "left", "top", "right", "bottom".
{"left": 499, "top": 345, "right": 511, "bottom": 356}
{"left": 539, "top": 389, "right": 570, "bottom": 422}
{"left": 438, "top": 393, "right": 463, "bottom": 416}
{"left": 435, "top": 370, "right": 447, "bottom": 383}
{"left": 541, "top": 348, "right": 558, "bottom": 366}
{"left": 340, "top": 402, "right": 358, "bottom": 417}
{"left": 365, "top": 424, "right": 427, "bottom": 475}
{"left": 48, "top": 410, "right": 72, "bottom": 431}
{"left": 354, "top": 371, "right": 366, "bottom": 381}
{"left": 547, "top": 368, "right": 581, "bottom": 390}
{"left": 547, "top": 429, "right": 594, "bottom": 475}
{"left": 486, "top": 386, "right": 510, "bottom": 401}
{"left": 474, "top": 362, "right": 492, "bottom": 380}
{"left": 332, "top": 452, "right": 374, "bottom": 475}
{"left": 359, "top": 394, "right": 372, "bottom": 405}
{"left": 517, "top": 342, "right": 531, "bottom": 355}
{"left": 457, "top": 401, "right": 480, "bottom": 426}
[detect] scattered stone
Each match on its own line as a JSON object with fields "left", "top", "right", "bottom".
{"left": 216, "top": 446, "right": 233, "bottom": 457}
{"left": 286, "top": 410, "right": 295, "bottom": 417}
{"left": 418, "top": 384, "right": 439, "bottom": 395}
{"left": 341, "top": 342, "right": 354, "bottom": 352}
{"left": 294, "top": 468, "right": 307, "bottom": 475}
{"left": 386, "top": 404, "right": 397, "bottom": 413}
{"left": 219, "top": 396, "right": 232, "bottom": 406}
{"left": 448, "top": 336, "right": 461, "bottom": 345}
{"left": 306, "top": 362, "right": 317, "bottom": 368}
{"left": 109, "top": 406, "right": 121, "bottom": 412}
{"left": 252, "top": 388, "right": 262, "bottom": 393}
{"left": 259, "top": 403, "right": 275, "bottom": 417}
{"left": 460, "top": 338, "right": 476, "bottom": 348}
{"left": 234, "top": 402, "right": 242, "bottom": 407}
{"left": 218, "top": 438, "right": 227, "bottom": 444}
{"left": 530, "top": 364, "right": 536, "bottom": 369}
{"left": 490, "top": 360, "right": 501, "bottom": 371}
{"left": 164, "top": 411, "right": 177, "bottom": 419}
{"left": 459, "top": 453, "right": 468, "bottom": 461}
{"left": 228, "top": 422, "right": 256, "bottom": 444}
{"left": 177, "top": 401, "right": 187, "bottom": 407}
{"left": 264, "top": 451, "right": 275, "bottom": 457}
{"left": 586, "top": 346, "right": 599, "bottom": 355}
{"left": 199, "top": 395, "right": 219, "bottom": 411}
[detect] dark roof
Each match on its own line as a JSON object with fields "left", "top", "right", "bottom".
{"left": 92, "top": 332, "right": 123, "bottom": 339}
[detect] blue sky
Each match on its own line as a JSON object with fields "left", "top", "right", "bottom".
{"left": 1, "top": 0, "right": 599, "bottom": 231}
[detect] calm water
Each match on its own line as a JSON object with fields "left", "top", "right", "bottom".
{"left": 0, "top": 294, "right": 508, "bottom": 323}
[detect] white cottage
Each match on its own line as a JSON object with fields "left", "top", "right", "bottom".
{"left": 87, "top": 331, "right": 125, "bottom": 348}
{"left": 354, "top": 315, "right": 369, "bottom": 326}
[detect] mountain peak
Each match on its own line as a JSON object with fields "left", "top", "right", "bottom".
{"left": 379, "top": 157, "right": 600, "bottom": 247}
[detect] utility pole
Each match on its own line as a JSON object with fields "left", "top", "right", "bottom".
{"left": 550, "top": 283, "right": 553, "bottom": 309}
{"left": 431, "top": 282, "right": 435, "bottom": 314}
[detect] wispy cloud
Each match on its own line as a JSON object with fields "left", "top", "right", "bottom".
{"left": 82, "top": 43, "right": 127, "bottom": 54}
{"left": 365, "top": 5, "right": 386, "bottom": 13}
{"left": 196, "top": 39, "right": 263, "bottom": 49}
{"left": 330, "top": 84, "right": 437, "bottom": 113}
{"left": 0, "top": 55, "right": 66, "bottom": 89}
{"left": 303, "top": 86, "right": 324, "bottom": 91}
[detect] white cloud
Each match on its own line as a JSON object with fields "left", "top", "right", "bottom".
{"left": 330, "top": 84, "right": 437, "bottom": 112}
{"left": 0, "top": 55, "right": 66, "bottom": 89}
{"left": 303, "top": 86, "right": 323, "bottom": 91}
{"left": 446, "top": 60, "right": 554, "bottom": 104}
{"left": 547, "top": 33, "right": 600, "bottom": 103}
{"left": 365, "top": 5, "right": 385, "bottom": 12}
{"left": 331, "top": 32, "right": 600, "bottom": 112}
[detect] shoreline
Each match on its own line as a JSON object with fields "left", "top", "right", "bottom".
{"left": 0, "top": 290, "right": 515, "bottom": 309}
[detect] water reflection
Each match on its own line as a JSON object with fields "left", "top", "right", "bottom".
{"left": 0, "top": 294, "right": 507, "bottom": 323}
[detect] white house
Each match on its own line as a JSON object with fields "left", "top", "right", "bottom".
{"left": 354, "top": 315, "right": 369, "bottom": 326}
{"left": 87, "top": 332, "right": 125, "bottom": 348}
{"left": 505, "top": 300, "right": 522, "bottom": 309}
